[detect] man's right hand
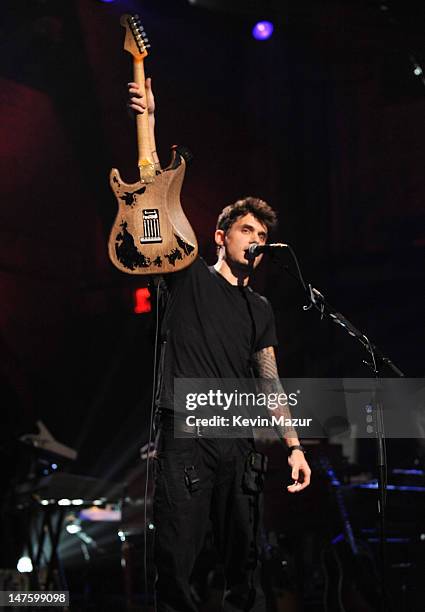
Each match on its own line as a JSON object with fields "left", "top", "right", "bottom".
{"left": 127, "top": 78, "right": 155, "bottom": 115}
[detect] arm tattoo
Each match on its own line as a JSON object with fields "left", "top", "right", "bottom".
{"left": 252, "top": 346, "right": 279, "bottom": 378}
{"left": 251, "top": 346, "right": 297, "bottom": 439}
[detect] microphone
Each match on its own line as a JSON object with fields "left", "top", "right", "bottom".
{"left": 247, "top": 243, "right": 289, "bottom": 258}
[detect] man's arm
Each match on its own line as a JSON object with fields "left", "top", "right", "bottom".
{"left": 128, "top": 78, "right": 160, "bottom": 168}
{"left": 251, "top": 345, "right": 311, "bottom": 492}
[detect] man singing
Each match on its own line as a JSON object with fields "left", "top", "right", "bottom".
{"left": 129, "top": 80, "right": 311, "bottom": 612}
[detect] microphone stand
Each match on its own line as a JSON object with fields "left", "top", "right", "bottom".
{"left": 272, "top": 246, "right": 405, "bottom": 612}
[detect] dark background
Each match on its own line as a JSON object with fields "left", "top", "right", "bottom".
{"left": 1, "top": 0, "right": 424, "bottom": 604}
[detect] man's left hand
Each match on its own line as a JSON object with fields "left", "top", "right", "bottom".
{"left": 287, "top": 450, "right": 311, "bottom": 493}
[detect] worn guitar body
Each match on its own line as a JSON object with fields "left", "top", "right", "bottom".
{"left": 108, "top": 14, "right": 198, "bottom": 275}
{"left": 108, "top": 149, "right": 197, "bottom": 274}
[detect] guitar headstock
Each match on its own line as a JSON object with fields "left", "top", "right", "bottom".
{"left": 120, "top": 14, "right": 151, "bottom": 60}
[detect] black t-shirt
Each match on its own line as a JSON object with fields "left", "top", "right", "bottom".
{"left": 157, "top": 257, "right": 278, "bottom": 410}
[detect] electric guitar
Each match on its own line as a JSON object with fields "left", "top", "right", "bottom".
{"left": 319, "top": 456, "right": 380, "bottom": 612}
{"left": 108, "top": 14, "right": 198, "bottom": 275}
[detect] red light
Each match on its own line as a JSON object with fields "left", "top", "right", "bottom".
{"left": 134, "top": 288, "right": 151, "bottom": 314}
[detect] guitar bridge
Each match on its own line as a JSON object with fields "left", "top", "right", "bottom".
{"left": 140, "top": 209, "right": 162, "bottom": 244}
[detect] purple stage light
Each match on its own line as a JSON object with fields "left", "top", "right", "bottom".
{"left": 252, "top": 21, "right": 274, "bottom": 41}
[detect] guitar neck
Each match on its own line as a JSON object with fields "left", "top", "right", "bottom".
{"left": 133, "top": 58, "right": 155, "bottom": 182}
{"left": 321, "top": 456, "right": 359, "bottom": 556}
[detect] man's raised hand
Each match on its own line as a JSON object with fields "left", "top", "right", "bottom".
{"left": 127, "top": 77, "right": 155, "bottom": 115}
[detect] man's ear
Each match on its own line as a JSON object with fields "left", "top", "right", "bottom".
{"left": 215, "top": 229, "right": 225, "bottom": 248}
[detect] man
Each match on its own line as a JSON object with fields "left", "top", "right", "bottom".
{"left": 129, "top": 80, "right": 311, "bottom": 611}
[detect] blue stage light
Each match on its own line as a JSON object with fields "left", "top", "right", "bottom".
{"left": 252, "top": 21, "right": 274, "bottom": 41}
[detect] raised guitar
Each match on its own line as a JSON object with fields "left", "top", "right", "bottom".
{"left": 108, "top": 14, "right": 198, "bottom": 275}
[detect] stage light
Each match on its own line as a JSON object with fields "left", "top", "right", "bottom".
{"left": 252, "top": 21, "right": 274, "bottom": 41}
{"left": 58, "top": 498, "right": 71, "bottom": 506}
{"left": 17, "top": 556, "right": 33, "bottom": 573}
{"left": 66, "top": 523, "right": 82, "bottom": 535}
{"left": 409, "top": 55, "right": 424, "bottom": 80}
{"left": 134, "top": 287, "right": 151, "bottom": 314}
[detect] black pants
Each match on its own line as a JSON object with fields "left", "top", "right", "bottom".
{"left": 153, "top": 426, "right": 266, "bottom": 612}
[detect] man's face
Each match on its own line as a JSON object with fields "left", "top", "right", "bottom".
{"left": 215, "top": 213, "right": 268, "bottom": 269}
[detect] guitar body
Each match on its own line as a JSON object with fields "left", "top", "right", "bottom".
{"left": 108, "top": 149, "right": 197, "bottom": 275}
{"left": 322, "top": 539, "right": 378, "bottom": 612}
{"left": 318, "top": 455, "right": 381, "bottom": 612}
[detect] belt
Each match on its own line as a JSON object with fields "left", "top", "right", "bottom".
{"left": 160, "top": 416, "right": 251, "bottom": 438}
{"left": 161, "top": 418, "right": 214, "bottom": 437}
{"left": 173, "top": 419, "right": 201, "bottom": 436}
